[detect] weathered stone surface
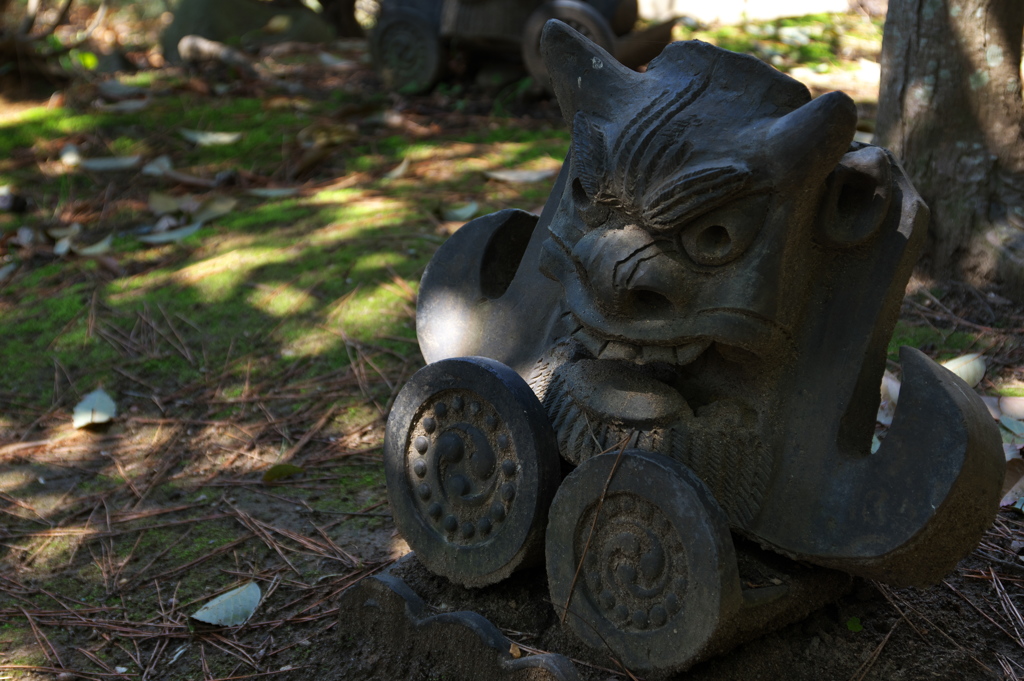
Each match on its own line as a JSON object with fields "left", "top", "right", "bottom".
{"left": 383, "top": 18, "right": 1004, "bottom": 675}
{"left": 327, "top": 545, "right": 852, "bottom": 679}
{"left": 546, "top": 450, "right": 742, "bottom": 674}
{"left": 417, "top": 19, "right": 1003, "bottom": 586}
{"left": 370, "top": 6, "right": 443, "bottom": 94}
{"left": 332, "top": 564, "right": 582, "bottom": 681}
{"left": 385, "top": 357, "right": 562, "bottom": 587}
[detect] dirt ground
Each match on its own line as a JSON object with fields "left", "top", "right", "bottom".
{"left": 312, "top": 532, "right": 1024, "bottom": 681}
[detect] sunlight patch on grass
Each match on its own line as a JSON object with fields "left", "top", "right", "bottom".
{"left": 27, "top": 535, "right": 77, "bottom": 572}
{"left": 0, "top": 107, "right": 106, "bottom": 155}
{"left": 248, "top": 281, "right": 316, "bottom": 318}
{"left": 309, "top": 188, "right": 364, "bottom": 205}
{"left": 278, "top": 326, "right": 343, "bottom": 359}
{"left": 332, "top": 283, "right": 413, "bottom": 341}
{"left": 172, "top": 247, "right": 296, "bottom": 303}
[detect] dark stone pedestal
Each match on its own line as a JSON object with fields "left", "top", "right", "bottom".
{"left": 332, "top": 542, "right": 851, "bottom": 681}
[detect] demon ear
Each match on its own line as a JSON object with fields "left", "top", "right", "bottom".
{"left": 816, "top": 146, "right": 894, "bottom": 247}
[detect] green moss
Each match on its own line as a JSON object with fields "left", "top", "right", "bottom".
{"left": 165, "top": 521, "right": 239, "bottom": 563}
{"left": 887, "top": 320, "right": 978, "bottom": 363}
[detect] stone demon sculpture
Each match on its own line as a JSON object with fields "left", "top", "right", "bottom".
{"left": 383, "top": 20, "right": 1004, "bottom": 675}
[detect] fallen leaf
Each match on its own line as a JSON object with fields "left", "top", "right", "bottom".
{"left": 93, "top": 97, "right": 151, "bottom": 113}
{"left": 97, "top": 80, "right": 147, "bottom": 100}
{"left": 941, "top": 353, "right": 985, "bottom": 388}
{"left": 318, "top": 52, "right": 357, "bottom": 70}
{"left": 142, "top": 155, "right": 174, "bottom": 177}
{"left": 999, "top": 415, "right": 1024, "bottom": 446}
{"left": 60, "top": 144, "right": 82, "bottom": 167}
{"left": 384, "top": 156, "right": 411, "bottom": 180}
{"left": 247, "top": 187, "right": 300, "bottom": 198}
{"left": 1000, "top": 396, "right": 1024, "bottom": 420}
{"left": 981, "top": 395, "right": 1002, "bottom": 419}
{"left": 72, "top": 233, "right": 114, "bottom": 256}
{"left": 0, "top": 262, "right": 17, "bottom": 282}
{"left": 262, "top": 463, "right": 305, "bottom": 483}
{"left": 880, "top": 370, "right": 900, "bottom": 405}
{"left": 509, "top": 642, "right": 522, "bottom": 659}
{"left": 138, "top": 223, "right": 202, "bottom": 244}
{"left": 192, "top": 196, "right": 238, "bottom": 223}
{"left": 48, "top": 223, "right": 82, "bottom": 239}
{"left": 177, "top": 196, "right": 203, "bottom": 214}
{"left": 1001, "top": 462, "right": 1024, "bottom": 506}
{"left": 152, "top": 214, "right": 184, "bottom": 233}
{"left": 15, "top": 227, "right": 34, "bottom": 247}
{"left": 190, "top": 582, "right": 261, "bottom": 627}
{"left": 149, "top": 192, "right": 182, "bottom": 215}
{"left": 999, "top": 456, "right": 1024, "bottom": 499}
{"left": 73, "top": 388, "right": 117, "bottom": 428}
{"left": 80, "top": 155, "right": 142, "bottom": 172}
{"left": 442, "top": 201, "right": 479, "bottom": 222}
{"left": 1004, "top": 443, "right": 1021, "bottom": 461}
{"left": 180, "top": 129, "right": 243, "bottom": 146}
{"left": 484, "top": 168, "right": 557, "bottom": 183}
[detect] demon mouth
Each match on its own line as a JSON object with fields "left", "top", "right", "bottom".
{"left": 571, "top": 325, "right": 711, "bottom": 365}
{"left": 525, "top": 334, "right": 774, "bottom": 527}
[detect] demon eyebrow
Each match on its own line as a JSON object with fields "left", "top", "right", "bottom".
{"left": 641, "top": 165, "right": 753, "bottom": 229}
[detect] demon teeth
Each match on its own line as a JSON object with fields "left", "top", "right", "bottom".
{"left": 571, "top": 325, "right": 709, "bottom": 367}
{"left": 599, "top": 341, "right": 640, "bottom": 361}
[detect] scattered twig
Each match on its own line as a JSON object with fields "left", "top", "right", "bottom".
{"left": 848, "top": 618, "right": 900, "bottom": 681}
{"left": 20, "top": 606, "right": 65, "bottom": 669}
{"left": 280, "top": 405, "right": 337, "bottom": 461}
{"left": 991, "top": 568, "right": 1024, "bottom": 648}
{"left": 884, "top": 587, "right": 996, "bottom": 675}
{"left": 560, "top": 435, "right": 632, "bottom": 625}
{"left": 944, "top": 579, "right": 1023, "bottom": 649}
{"left": 145, "top": 534, "right": 255, "bottom": 584}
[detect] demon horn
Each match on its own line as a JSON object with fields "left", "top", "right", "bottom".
{"left": 540, "top": 20, "right": 640, "bottom": 133}
{"left": 764, "top": 90, "right": 858, "bottom": 186}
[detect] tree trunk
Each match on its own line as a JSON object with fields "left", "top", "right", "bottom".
{"left": 321, "top": 0, "right": 364, "bottom": 37}
{"left": 876, "top": 0, "right": 1024, "bottom": 287}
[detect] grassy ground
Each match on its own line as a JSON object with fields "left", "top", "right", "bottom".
{"left": 2, "top": 9, "right": 1024, "bottom": 681}
{"left": 0, "top": 37, "right": 570, "bottom": 680}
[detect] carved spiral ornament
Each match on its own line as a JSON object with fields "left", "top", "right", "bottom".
{"left": 546, "top": 450, "right": 742, "bottom": 672}
{"left": 370, "top": 9, "right": 442, "bottom": 95}
{"left": 575, "top": 493, "right": 688, "bottom": 632}
{"left": 385, "top": 357, "right": 561, "bottom": 587}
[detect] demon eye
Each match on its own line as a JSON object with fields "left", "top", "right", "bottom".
{"left": 572, "top": 178, "right": 610, "bottom": 228}
{"left": 678, "top": 195, "right": 770, "bottom": 267}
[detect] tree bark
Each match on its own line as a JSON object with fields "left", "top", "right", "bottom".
{"left": 876, "top": 0, "right": 1024, "bottom": 284}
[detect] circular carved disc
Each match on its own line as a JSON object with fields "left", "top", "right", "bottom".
{"left": 385, "top": 357, "right": 561, "bottom": 587}
{"left": 521, "top": 0, "right": 615, "bottom": 91}
{"left": 546, "top": 450, "right": 742, "bottom": 673}
{"left": 370, "top": 9, "right": 442, "bottom": 94}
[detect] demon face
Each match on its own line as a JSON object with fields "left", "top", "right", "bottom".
{"left": 524, "top": 30, "right": 862, "bottom": 524}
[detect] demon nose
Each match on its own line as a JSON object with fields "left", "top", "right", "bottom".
{"left": 572, "top": 224, "right": 688, "bottom": 317}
